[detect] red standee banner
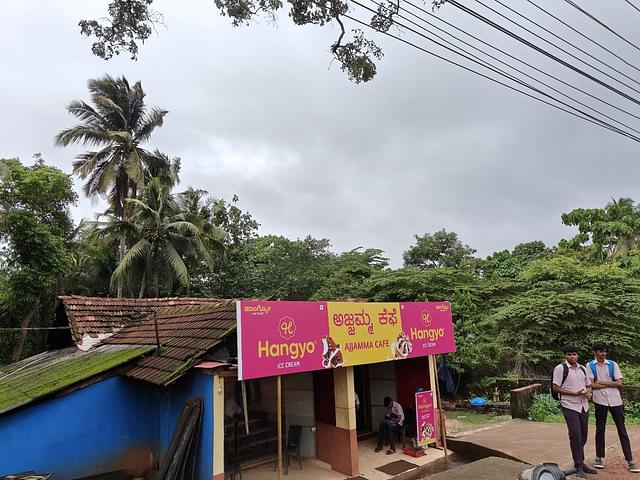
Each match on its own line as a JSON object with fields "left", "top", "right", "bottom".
{"left": 237, "top": 300, "right": 456, "bottom": 380}
{"left": 415, "top": 390, "right": 436, "bottom": 447}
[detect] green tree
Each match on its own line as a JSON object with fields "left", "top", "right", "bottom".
{"left": 482, "top": 241, "right": 549, "bottom": 281}
{"left": 492, "top": 256, "right": 640, "bottom": 374}
{"left": 110, "top": 178, "right": 216, "bottom": 297}
{"left": 55, "top": 75, "right": 174, "bottom": 296}
{"left": 0, "top": 158, "right": 77, "bottom": 363}
{"left": 561, "top": 198, "right": 640, "bottom": 262}
{"left": 313, "top": 247, "right": 389, "bottom": 300}
{"left": 63, "top": 221, "right": 118, "bottom": 296}
{"left": 403, "top": 229, "right": 477, "bottom": 269}
{"left": 204, "top": 234, "right": 334, "bottom": 300}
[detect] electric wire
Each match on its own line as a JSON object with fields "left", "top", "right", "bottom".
{"left": 624, "top": 0, "right": 640, "bottom": 15}
{"left": 524, "top": 0, "right": 640, "bottom": 75}
{"left": 446, "top": 0, "right": 640, "bottom": 108}
{"left": 342, "top": 9, "right": 640, "bottom": 142}
{"left": 381, "top": 0, "right": 640, "bottom": 135}
{"left": 564, "top": 0, "right": 640, "bottom": 55}
{"left": 402, "top": 0, "right": 640, "bottom": 122}
{"left": 491, "top": 0, "right": 640, "bottom": 85}
{"left": 471, "top": 0, "right": 640, "bottom": 95}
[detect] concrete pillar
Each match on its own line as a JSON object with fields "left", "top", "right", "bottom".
{"left": 332, "top": 366, "right": 359, "bottom": 476}
{"left": 213, "top": 374, "right": 225, "bottom": 480}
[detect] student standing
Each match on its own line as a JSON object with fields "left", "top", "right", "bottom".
{"left": 552, "top": 345, "right": 597, "bottom": 478}
{"left": 588, "top": 342, "right": 639, "bottom": 473}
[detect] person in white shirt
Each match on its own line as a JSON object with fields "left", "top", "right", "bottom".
{"left": 375, "top": 396, "right": 404, "bottom": 454}
{"left": 587, "top": 342, "right": 639, "bottom": 473}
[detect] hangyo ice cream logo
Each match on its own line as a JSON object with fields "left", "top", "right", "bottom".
{"left": 278, "top": 316, "right": 296, "bottom": 339}
{"left": 258, "top": 315, "right": 315, "bottom": 362}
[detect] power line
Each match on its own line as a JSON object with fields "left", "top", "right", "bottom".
{"left": 446, "top": 0, "right": 640, "bottom": 108}
{"left": 343, "top": 10, "right": 640, "bottom": 142}
{"left": 524, "top": 0, "right": 640, "bottom": 75}
{"left": 491, "top": 0, "right": 640, "bottom": 85}
{"left": 382, "top": 0, "right": 640, "bottom": 135}
{"left": 563, "top": 0, "right": 640, "bottom": 55}
{"left": 403, "top": 0, "right": 640, "bottom": 122}
{"left": 470, "top": 0, "right": 640, "bottom": 95}
{"left": 624, "top": 0, "right": 640, "bottom": 15}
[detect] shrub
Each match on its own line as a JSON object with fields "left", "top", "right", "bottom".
{"left": 620, "top": 363, "right": 640, "bottom": 386}
{"left": 528, "top": 393, "right": 562, "bottom": 422}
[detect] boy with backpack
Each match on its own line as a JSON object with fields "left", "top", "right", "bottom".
{"left": 587, "top": 342, "right": 639, "bottom": 473}
{"left": 552, "top": 345, "right": 597, "bottom": 478}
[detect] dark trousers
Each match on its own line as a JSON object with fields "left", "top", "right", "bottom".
{"left": 377, "top": 419, "right": 401, "bottom": 450}
{"left": 595, "top": 403, "right": 633, "bottom": 461}
{"left": 562, "top": 407, "right": 588, "bottom": 469}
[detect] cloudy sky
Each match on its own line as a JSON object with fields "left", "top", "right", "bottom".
{"left": 1, "top": 0, "right": 639, "bottom": 266}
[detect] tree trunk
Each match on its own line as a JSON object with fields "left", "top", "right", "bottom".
{"left": 117, "top": 234, "right": 126, "bottom": 298}
{"left": 11, "top": 305, "right": 37, "bottom": 363}
{"left": 138, "top": 268, "right": 147, "bottom": 299}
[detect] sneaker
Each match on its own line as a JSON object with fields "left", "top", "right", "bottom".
{"left": 386, "top": 448, "right": 396, "bottom": 455}
{"left": 593, "top": 458, "right": 604, "bottom": 469}
{"left": 629, "top": 462, "right": 640, "bottom": 473}
{"left": 374, "top": 445, "right": 383, "bottom": 453}
{"left": 575, "top": 468, "right": 587, "bottom": 478}
{"left": 582, "top": 465, "right": 598, "bottom": 474}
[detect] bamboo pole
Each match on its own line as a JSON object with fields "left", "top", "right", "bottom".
{"left": 432, "top": 356, "right": 448, "bottom": 463}
{"left": 241, "top": 381, "right": 249, "bottom": 435}
{"left": 277, "top": 375, "right": 283, "bottom": 480}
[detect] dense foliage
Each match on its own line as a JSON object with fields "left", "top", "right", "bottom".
{"left": 3, "top": 76, "right": 640, "bottom": 387}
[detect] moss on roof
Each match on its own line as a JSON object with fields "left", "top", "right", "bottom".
{"left": 0, "top": 345, "right": 153, "bottom": 415}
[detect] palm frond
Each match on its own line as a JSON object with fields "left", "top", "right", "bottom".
{"left": 66, "top": 100, "right": 107, "bottom": 128}
{"left": 166, "top": 221, "right": 201, "bottom": 236}
{"left": 162, "top": 242, "right": 190, "bottom": 287}
{"left": 110, "top": 238, "right": 150, "bottom": 290}
{"left": 55, "top": 126, "right": 110, "bottom": 147}
{"left": 71, "top": 147, "right": 114, "bottom": 179}
{"left": 135, "top": 108, "right": 168, "bottom": 143}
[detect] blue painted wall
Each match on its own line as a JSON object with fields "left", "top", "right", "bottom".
{"left": 158, "top": 371, "right": 213, "bottom": 480}
{"left": 0, "top": 376, "right": 157, "bottom": 478}
{"left": 0, "top": 372, "right": 214, "bottom": 480}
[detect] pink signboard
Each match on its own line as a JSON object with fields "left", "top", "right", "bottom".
{"left": 415, "top": 390, "right": 436, "bottom": 447}
{"left": 237, "top": 300, "right": 456, "bottom": 380}
{"left": 400, "top": 302, "right": 457, "bottom": 358}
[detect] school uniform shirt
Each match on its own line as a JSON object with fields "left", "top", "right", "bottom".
{"left": 552, "top": 361, "right": 591, "bottom": 413}
{"left": 586, "top": 359, "right": 623, "bottom": 407}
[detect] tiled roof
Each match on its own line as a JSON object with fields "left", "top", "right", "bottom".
{"left": 59, "top": 295, "right": 224, "bottom": 341}
{"left": 0, "top": 344, "right": 153, "bottom": 415}
{"left": 104, "top": 302, "right": 236, "bottom": 386}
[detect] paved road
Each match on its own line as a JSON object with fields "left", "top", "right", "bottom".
{"left": 446, "top": 419, "right": 640, "bottom": 479}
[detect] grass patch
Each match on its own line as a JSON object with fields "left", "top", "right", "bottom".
{"left": 528, "top": 393, "right": 640, "bottom": 425}
{"left": 445, "top": 410, "right": 511, "bottom": 434}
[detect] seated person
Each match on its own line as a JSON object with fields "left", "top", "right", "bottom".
{"left": 375, "top": 396, "right": 405, "bottom": 454}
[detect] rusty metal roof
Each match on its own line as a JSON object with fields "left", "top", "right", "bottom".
{"left": 59, "top": 295, "right": 225, "bottom": 342}
{"left": 104, "top": 302, "right": 236, "bottom": 386}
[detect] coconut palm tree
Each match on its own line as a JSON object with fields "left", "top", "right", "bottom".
{"left": 111, "top": 178, "right": 215, "bottom": 298}
{"left": 55, "top": 75, "right": 172, "bottom": 296}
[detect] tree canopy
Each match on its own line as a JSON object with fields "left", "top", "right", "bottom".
{"left": 77, "top": 0, "right": 434, "bottom": 83}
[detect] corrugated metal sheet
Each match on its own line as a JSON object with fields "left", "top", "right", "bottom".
{"left": 0, "top": 344, "right": 153, "bottom": 415}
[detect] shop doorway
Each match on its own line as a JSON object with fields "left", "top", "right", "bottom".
{"left": 353, "top": 365, "right": 371, "bottom": 435}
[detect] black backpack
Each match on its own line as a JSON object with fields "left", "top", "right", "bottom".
{"left": 550, "top": 363, "right": 586, "bottom": 401}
